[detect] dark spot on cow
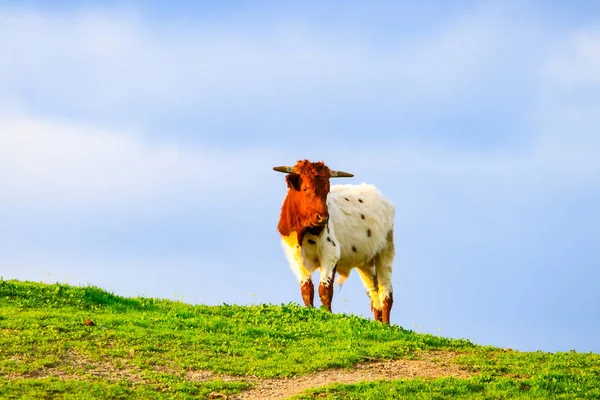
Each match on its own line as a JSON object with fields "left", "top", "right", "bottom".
{"left": 344, "top": 197, "right": 349, "bottom": 201}
{"left": 308, "top": 239, "right": 316, "bottom": 244}
{"left": 367, "top": 229, "right": 372, "bottom": 237}
{"left": 361, "top": 214, "right": 365, "bottom": 220}
{"left": 305, "top": 226, "right": 325, "bottom": 236}
{"left": 327, "top": 237, "right": 331, "bottom": 242}
{"left": 352, "top": 245, "right": 357, "bottom": 252}
{"left": 327, "top": 225, "right": 330, "bottom": 233}
{"left": 332, "top": 240, "right": 336, "bottom": 247}
{"left": 358, "top": 198, "right": 363, "bottom": 203}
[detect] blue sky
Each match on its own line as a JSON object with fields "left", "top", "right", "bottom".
{"left": 1, "top": 1, "right": 599, "bottom": 353}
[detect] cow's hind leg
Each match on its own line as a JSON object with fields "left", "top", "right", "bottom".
{"left": 356, "top": 262, "right": 382, "bottom": 322}
{"left": 374, "top": 230, "right": 395, "bottom": 325}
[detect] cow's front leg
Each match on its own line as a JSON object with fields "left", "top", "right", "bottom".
{"left": 281, "top": 237, "right": 317, "bottom": 308}
{"left": 300, "top": 279, "right": 314, "bottom": 307}
{"left": 318, "top": 264, "right": 337, "bottom": 312}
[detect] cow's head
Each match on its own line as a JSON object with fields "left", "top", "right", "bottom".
{"left": 274, "top": 160, "right": 353, "bottom": 243}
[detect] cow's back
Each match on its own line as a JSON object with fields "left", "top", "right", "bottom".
{"left": 327, "top": 183, "right": 395, "bottom": 273}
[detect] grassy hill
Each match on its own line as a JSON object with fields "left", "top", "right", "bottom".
{"left": 1, "top": 279, "right": 598, "bottom": 399}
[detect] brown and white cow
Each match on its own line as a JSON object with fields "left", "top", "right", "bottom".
{"left": 274, "top": 160, "right": 396, "bottom": 324}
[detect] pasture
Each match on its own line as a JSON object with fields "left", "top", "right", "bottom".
{"left": 1, "top": 279, "right": 598, "bottom": 399}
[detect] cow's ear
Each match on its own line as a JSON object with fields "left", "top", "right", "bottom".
{"left": 286, "top": 174, "right": 301, "bottom": 190}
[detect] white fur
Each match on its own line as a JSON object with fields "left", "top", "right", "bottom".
{"left": 280, "top": 183, "right": 395, "bottom": 310}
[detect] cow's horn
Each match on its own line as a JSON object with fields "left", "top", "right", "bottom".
{"left": 330, "top": 170, "right": 354, "bottom": 178}
{"left": 273, "top": 166, "right": 296, "bottom": 174}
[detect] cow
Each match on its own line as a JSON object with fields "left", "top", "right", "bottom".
{"left": 273, "top": 159, "right": 396, "bottom": 324}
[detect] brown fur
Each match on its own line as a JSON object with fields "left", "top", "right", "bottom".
{"left": 382, "top": 294, "right": 393, "bottom": 324}
{"left": 373, "top": 308, "right": 382, "bottom": 322}
{"left": 318, "top": 266, "right": 337, "bottom": 312}
{"left": 277, "top": 160, "right": 332, "bottom": 245}
{"left": 301, "top": 280, "right": 315, "bottom": 307}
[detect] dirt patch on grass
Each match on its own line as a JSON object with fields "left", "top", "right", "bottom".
{"left": 3, "top": 348, "right": 145, "bottom": 384}
{"left": 201, "top": 351, "right": 472, "bottom": 400}
{"left": 4, "top": 350, "right": 471, "bottom": 400}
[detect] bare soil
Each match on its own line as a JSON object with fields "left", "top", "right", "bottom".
{"left": 5, "top": 351, "right": 472, "bottom": 400}
{"left": 229, "top": 352, "right": 472, "bottom": 400}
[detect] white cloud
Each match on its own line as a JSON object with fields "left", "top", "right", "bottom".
{"left": 0, "top": 4, "right": 598, "bottom": 220}
{"left": 544, "top": 29, "right": 600, "bottom": 88}
{"left": 0, "top": 5, "right": 539, "bottom": 122}
{"left": 532, "top": 27, "right": 600, "bottom": 185}
{"left": 0, "top": 114, "right": 282, "bottom": 211}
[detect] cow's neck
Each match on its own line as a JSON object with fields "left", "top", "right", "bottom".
{"left": 304, "top": 225, "right": 325, "bottom": 237}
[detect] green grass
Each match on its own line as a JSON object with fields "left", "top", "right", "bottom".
{"left": 296, "top": 373, "right": 599, "bottom": 400}
{"left": 297, "top": 350, "right": 600, "bottom": 399}
{"left": 1, "top": 279, "right": 599, "bottom": 399}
